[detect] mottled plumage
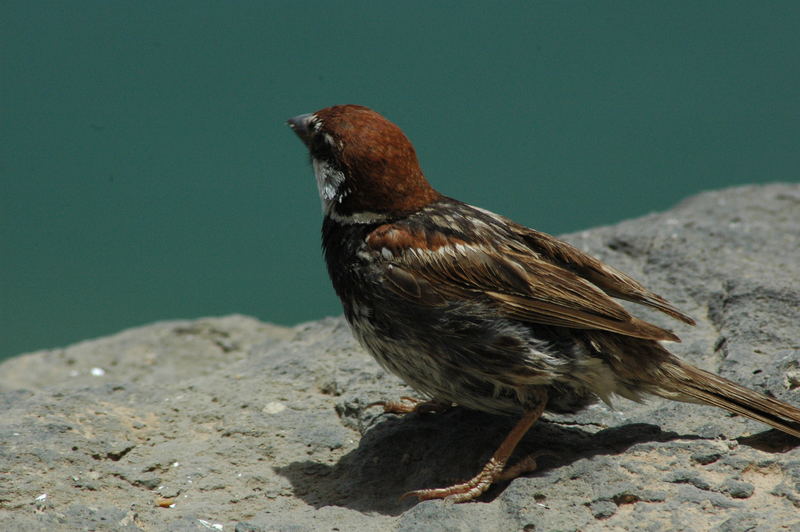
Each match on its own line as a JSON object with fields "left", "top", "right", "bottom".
{"left": 288, "top": 104, "right": 800, "bottom": 502}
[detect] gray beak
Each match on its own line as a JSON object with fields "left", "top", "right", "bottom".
{"left": 287, "top": 113, "right": 313, "bottom": 145}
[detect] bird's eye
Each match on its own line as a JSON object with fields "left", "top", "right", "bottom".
{"left": 309, "top": 131, "right": 335, "bottom": 157}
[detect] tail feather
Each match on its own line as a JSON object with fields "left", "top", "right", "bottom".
{"left": 658, "top": 360, "right": 800, "bottom": 439}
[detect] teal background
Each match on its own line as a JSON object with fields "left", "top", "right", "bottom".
{"left": 2, "top": 2, "right": 799, "bottom": 360}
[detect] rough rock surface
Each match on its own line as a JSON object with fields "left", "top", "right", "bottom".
{"left": 2, "top": 184, "right": 800, "bottom": 531}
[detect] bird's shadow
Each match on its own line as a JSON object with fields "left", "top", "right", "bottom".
{"left": 272, "top": 406, "right": 796, "bottom": 516}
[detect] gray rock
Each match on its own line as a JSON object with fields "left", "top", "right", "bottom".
{"left": 1, "top": 185, "right": 800, "bottom": 530}
{"left": 588, "top": 499, "right": 617, "bottom": 519}
{"left": 720, "top": 479, "right": 755, "bottom": 499}
{"left": 664, "top": 469, "right": 713, "bottom": 491}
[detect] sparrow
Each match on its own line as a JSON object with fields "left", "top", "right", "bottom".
{"left": 287, "top": 104, "right": 800, "bottom": 502}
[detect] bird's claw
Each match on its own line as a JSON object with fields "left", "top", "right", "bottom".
{"left": 402, "top": 451, "right": 549, "bottom": 503}
{"left": 368, "top": 396, "right": 450, "bottom": 415}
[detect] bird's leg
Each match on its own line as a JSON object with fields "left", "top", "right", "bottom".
{"left": 496, "top": 450, "right": 553, "bottom": 481}
{"left": 369, "top": 396, "right": 452, "bottom": 415}
{"left": 405, "top": 391, "right": 547, "bottom": 503}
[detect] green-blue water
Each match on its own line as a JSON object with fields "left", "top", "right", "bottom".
{"left": 2, "top": 1, "right": 799, "bottom": 361}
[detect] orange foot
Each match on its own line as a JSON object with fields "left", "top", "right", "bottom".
{"left": 403, "top": 391, "right": 548, "bottom": 503}
{"left": 368, "top": 396, "right": 451, "bottom": 415}
{"left": 405, "top": 453, "right": 543, "bottom": 503}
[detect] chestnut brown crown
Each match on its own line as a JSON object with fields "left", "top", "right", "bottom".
{"left": 288, "top": 105, "right": 441, "bottom": 217}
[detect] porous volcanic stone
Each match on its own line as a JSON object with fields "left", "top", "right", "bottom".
{"left": 1, "top": 185, "right": 799, "bottom": 531}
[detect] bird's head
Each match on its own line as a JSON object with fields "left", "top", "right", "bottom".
{"left": 288, "top": 105, "right": 440, "bottom": 223}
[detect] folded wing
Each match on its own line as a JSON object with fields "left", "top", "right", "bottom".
{"left": 368, "top": 222, "right": 694, "bottom": 342}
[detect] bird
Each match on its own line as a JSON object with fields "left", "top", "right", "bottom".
{"left": 287, "top": 104, "right": 800, "bottom": 503}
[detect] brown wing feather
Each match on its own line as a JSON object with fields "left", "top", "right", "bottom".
{"left": 367, "top": 224, "right": 687, "bottom": 342}
{"left": 487, "top": 291, "right": 679, "bottom": 341}
{"left": 517, "top": 228, "right": 696, "bottom": 325}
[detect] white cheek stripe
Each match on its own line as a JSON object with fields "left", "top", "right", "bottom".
{"left": 311, "top": 158, "right": 392, "bottom": 225}
{"left": 312, "top": 158, "right": 346, "bottom": 208}
{"left": 328, "top": 210, "right": 390, "bottom": 225}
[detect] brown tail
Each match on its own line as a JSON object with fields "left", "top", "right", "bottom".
{"left": 657, "top": 359, "right": 800, "bottom": 438}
